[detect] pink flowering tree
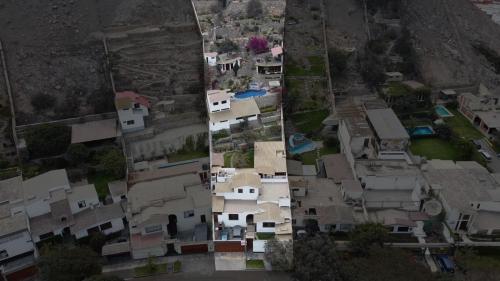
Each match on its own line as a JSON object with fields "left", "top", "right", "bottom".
{"left": 247, "top": 37, "right": 269, "bottom": 54}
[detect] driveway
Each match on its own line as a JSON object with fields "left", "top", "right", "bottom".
{"left": 477, "top": 139, "right": 500, "bottom": 172}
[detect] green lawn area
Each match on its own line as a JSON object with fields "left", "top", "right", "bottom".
{"left": 87, "top": 172, "right": 114, "bottom": 199}
{"left": 173, "top": 261, "right": 181, "bottom": 273}
{"left": 223, "top": 150, "right": 254, "bottom": 168}
{"left": 246, "top": 259, "right": 265, "bottom": 269}
{"left": 410, "top": 138, "right": 459, "bottom": 160}
{"left": 297, "top": 145, "right": 339, "bottom": 165}
{"left": 167, "top": 150, "right": 209, "bottom": 162}
{"left": 307, "top": 56, "right": 326, "bottom": 76}
{"left": 291, "top": 109, "right": 329, "bottom": 133}
{"left": 445, "top": 109, "right": 483, "bottom": 140}
{"left": 223, "top": 152, "right": 233, "bottom": 167}
{"left": 285, "top": 56, "right": 325, "bottom": 76}
{"left": 134, "top": 263, "right": 168, "bottom": 277}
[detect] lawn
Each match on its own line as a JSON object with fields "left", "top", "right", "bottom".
{"left": 223, "top": 150, "right": 254, "bottom": 168}
{"left": 167, "top": 150, "right": 209, "bottom": 163}
{"left": 87, "top": 172, "right": 114, "bottom": 200}
{"left": 246, "top": 259, "right": 265, "bottom": 269}
{"left": 256, "top": 232, "right": 275, "bottom": 240}
{"left": 445, "top": 109, "right": 483, "bottom": 140}
{"left": 134, "top": 263, "right": 168, "bottom": 277}
{"left": 285, "top": 56, "right": 326, "bottom": 76}
{"left": 223, "top": 152, "right": 233, "bottom": 167}
{"left": 291, "top": 109, "right": 329, "bottom": 134}
{"left": 297, "top": 145, "right": 338, "bottom": 165}
{"left": 410, "top": 138, "right": 459, "bottom": 160}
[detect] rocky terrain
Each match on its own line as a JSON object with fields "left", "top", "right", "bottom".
{"left": 0, "top": 0, "right": 202, "bottom": 125}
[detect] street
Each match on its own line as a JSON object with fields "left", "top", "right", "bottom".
{"left": 477, "top": 139, "right": 500, "bottom": 172}
{"left": 130, "top": 271, "right": 292, "bottom": 281}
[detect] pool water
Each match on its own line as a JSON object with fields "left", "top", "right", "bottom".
{"left": 288, "top": 133, "right": 316, "bottom": 155}
{"left": 411, "top": 126, "right": 435, "bottom": 136}
{"left": 435, "top": 105, "right": 454, "bottom": 117}
{"left": 234, "top": 89, "right": 266, "bottom": 99}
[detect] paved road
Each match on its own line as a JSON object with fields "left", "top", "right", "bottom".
{"left": 130, "top": 271, "right": 292, "bottom": 281}
{"left": 477, "top": 139, "right": 500, "bottom": 172}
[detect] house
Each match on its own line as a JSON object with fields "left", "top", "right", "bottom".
{"left": 212, "top": 141, "right": 292, "bottom": 255}
{"left": 22, "top": 170, "right": 124, "bottom": 243}
{"left": 127, "top": 173, "right": 211, "bottom": 259}
{"left": 108, "top": 180, "right": 127, "bottom": 204}
{"left": 0, "top": 177, "right": 37, "bottom": 281}
{"left": 204, "top": 52, "right": 218, "bottom": 66}
{"left": 458, "top": 92, "right": 500, "bottom": 137}
{"left": 217, "top": 53, "right": 242, "bottom": 73}
{"left": 355, "top": 160, "right": 426, "bottom": 212}
{"left": 207, "top": 89, "right": 231, "bottom": 113}
{"left": 115, "top": 91, "right": 150, "bottom": 133}
{"left": 385, "top": 72, "right": 403, "bottom": 83}
{"left": 208, "top": 96, "right": 260, "bottom": 132}
{"left": 336, "top": 102, "right": 377, "bottom": 168}
{"left": 255, "top": 50, "right": 283, "bottom": 77}
{"left": 319, "top": 154, "right": 354, "bottom": 184}
{"left": 423, "top": 160, "right": 500, "bottom": 235}
{"left": 366, "top": 108, "right": 410, "bottom": 153}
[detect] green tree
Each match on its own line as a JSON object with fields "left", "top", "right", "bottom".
{"left": 329, "top": 48, "right": 349, "bottom": 77}
{"left": 455, "top": 247, "right": 500, "bottom": 281}
{"left": 99, "top": 148, "right": 126, "bottom": 179}
{"left": 293, "top": 235, "right": 341, "bottom": 281}
{"left": 39, "top": 245, "right": 102, "bottom": 281}
{"left": 265, "top": 239, "right": 293, "bottom": 271}
{"left": 66, "top": 144, "right": 90, "bottom": 165}
{"left": 349, "top": 223, "right": 389, "bottom": 255}
{"left": 85, "top": 275, "right": 124, "bottom": 281}
{"left": 341, "top": 247, "right": 438, "bottom": 281}
{"left": 25, "top": 124, "right": 71, "bottom": 158}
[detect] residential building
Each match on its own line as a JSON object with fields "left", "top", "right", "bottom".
{"left": 127, "top": 169, "right": 211, "bottom": 259}
{"left": 366, "top": 108, "right": 410, "bottom": 153}
{"left": 217, "top": 53, "right": 242, "bottom": 73}
{"left": 115, "top": 91, "right": 150, "bottom": 133}
{"left": 70, "top": 119, "right": 119, "bottom": 145}
{"left": 385, "top": 72, "right": 403, "bottom": 83}
{"left": 22, "top": 170, "right": 124, "bottom": 243}
{"left": 207, "top": 89, "right": 231, "bottom": 113}
{"left": 0, "top": 177, "right": 37, "bottom": 281}
{"left": 458, "top": 91, "right": 500, "bottom": 137}
{"left": 423, "top": 160, "right": 500, "bottom": 235}
{"left": 212, "top": 141, "right": 292, "bottom": 255}
{"left": 208, "top": 94, "right": 260, "bottom": 132}
{"left": 204, "top": 52, "right": 218, "bottom": 66}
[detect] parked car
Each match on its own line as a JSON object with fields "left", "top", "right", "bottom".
{"left": 435, "top": 255, "right": 455, "bottom": 273}
{"left": 479, "top": 149, "right": 492, "bottom": 161}
{"left": 471, "top": 139, "right": 482, "bottom": 149}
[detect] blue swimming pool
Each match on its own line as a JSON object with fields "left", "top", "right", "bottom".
{"left": 409, "top": 126, "right": 435, "bottom": 137}
{"left": 288, "top": 133, "right": 317, "bottom": 155}
{"left": 234, "top": 89, "right": 266, "bottom": 99}
{"left": 435, "top": 105, "right": 454, "bottom": 118}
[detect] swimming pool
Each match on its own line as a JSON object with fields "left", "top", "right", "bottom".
{"left": 409, "top": 126, "right": 435, "bottom": 137}
{"left": 234, "top": 89, "right": 266, "bottom": 99}
{"left": 435, "top": 105, "right": 454, "bottom": 118}
{"left": 288, "top": 133, "right": 316, "bottom": 155}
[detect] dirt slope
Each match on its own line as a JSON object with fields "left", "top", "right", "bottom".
{"left": 403, "top": 0, "right": 500, "bottom": 93}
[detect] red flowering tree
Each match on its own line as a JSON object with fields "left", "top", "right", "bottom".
{"left": 247, "top": 37, "right": 269, "bottom": 54}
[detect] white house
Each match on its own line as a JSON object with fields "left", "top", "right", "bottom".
{"left": 21, "top": 170, "right": 124, "bottom": 243}
{"left": 115, "top": 91, "right": 150, "bottom": 133}
{"left": 424, "top": 160, "right": 500, "bottom": 235}
{"left": 0, "top": 177, "right": 37, "bottom": 281}
{"left": 208, "top": 97, "right": 260, "bottom": 132}
{"left": 204, "top": 52, "right": 218, "bottom": 66}
{"left": 212, "top": 142, "right": 292, "bottom": 254}
{"left": 207, "top": 89, "right": 231, "bottom": 113}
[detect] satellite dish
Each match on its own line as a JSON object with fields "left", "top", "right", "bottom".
{"left": 423, "top": 199, "right": 442, "bottom": 216}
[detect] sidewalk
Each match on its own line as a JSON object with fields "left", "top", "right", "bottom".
{"left": 103, "top": 253, "right": 215, "bottom": 275}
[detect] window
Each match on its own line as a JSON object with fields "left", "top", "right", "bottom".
{"left": 39, "top": 232, "right": 54, "bottom": 240}
{"left": 462, "top": 214, "right": 471, "bottom": 220}
{"left": 238, "top": 189, "right": 243, "bottom": 193}
{"left": 134, "top": 103, "right": 141, "bottom": 108}
{"left": 477, "top": 204, "right": 481, "bottom": 209}
{"left": 397, "top": 226, "right": 409, "bottom": 232}
{"left": 262, "top": 222, "right": 275, "bottom": 228}
{"left": 213, "top": 102, "right": 219, "bottom": 106}
{"left": 145, "top": 225, "right": 162, "bottom": 233}
{"left": 228, "top": 214, "right": 239, "bottom": 220}
{"left": 126, "top": 120, "right": 135, "bottom": 125}
{"left": 60, "top": 216, "right": 67, "bottom": 223}
{"left": 100, "top": 222, "right": 112, "bottom": 231}
{"left": 77, "top": 200, "right": 86, "bottom": 208}
{"left": 308, "top": 208, "right": 317, "bottom": 215}
{"left": 249, "top": 189, "right": 255, "bottom": 193}
{"left": 221, "top": 100, "right": 227, "bottom": 104}
{"left": 0, "top": 250, "right": 8, "bottom": 259}
{"left": 184, "top": 210, "right": 195, "bottom": 218}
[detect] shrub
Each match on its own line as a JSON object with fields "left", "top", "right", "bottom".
{"left": 329, "top": 48, "right": 349, "bottom": 77}
{"left": 217, "top": 39, "right": 239, "bottom": 53}
{"left": 25, "top": 124, "right": 71, "bottom": 158}
{"left": 247, "top": 37, "right": 269, "bottom": 54}
{"left": 31, "top": 93, "right": 56, "bottom": 112}
{"left": 66, "top": 144, "right": 90, "bottom": 166}
{"left": 247, "top": 0, "right": 263, "bottom": 18}
{"left": 99, "top": 147, "right": 126, "bottom": 179}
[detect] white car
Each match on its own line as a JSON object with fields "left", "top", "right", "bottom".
{"left": 479, "top": 149, "right": 492, "bottom": 161}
